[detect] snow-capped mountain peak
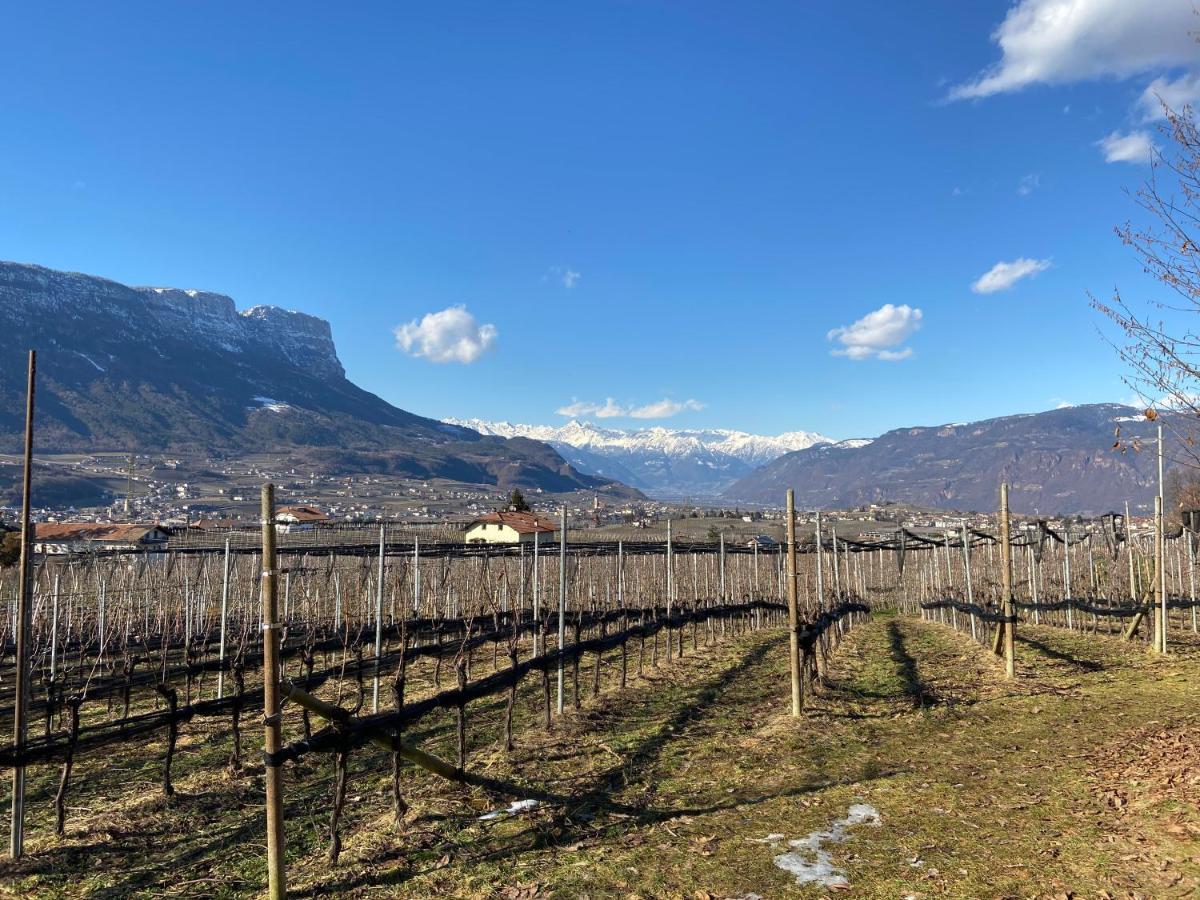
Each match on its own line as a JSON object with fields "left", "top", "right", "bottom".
{"left": 445, "top": 417, "right": 833, "bottom": 497}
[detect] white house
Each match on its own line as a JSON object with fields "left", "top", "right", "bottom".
{"left": 275, "top": 505, "right": 329, "bottom": 533}
{"left": 464, "top": 511, "right": 556, "bottom": 545}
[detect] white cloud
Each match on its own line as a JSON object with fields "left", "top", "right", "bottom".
{"left": 394, "top": 305, "right": 497, "bottom": 364}
{"left": 628, "top": 398, "right": 705, "bottom": 419}
{"left": 971, "top": 257, "right": 1052, "bottom": 294}
{"left": 827, "top": 304, "right": 922, "bottom": 361}
{"left": 555, "top": 397, "right": 626, "bottom": 418}
{"left": 1017, "top": 173, "right": 1040, "bottom": 196}
{"left": 561, "top": 268, "right": 581, "bottom": 288}
{"left": 950, "top": 0, "right": 1198, "bottom": 100}
{"left": 1138, "top": 72, "right": 1200, "bottom": 121}
{"left": 1096, "top": 130, "right": 1155, "bottom": 164}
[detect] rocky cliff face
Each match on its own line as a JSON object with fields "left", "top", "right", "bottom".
{"left": 0, "top": 261, "right": 629, "bottom": 493}
{"left": 724, "top": 404, "right": 1163, "bottom": 515}
{"left": 136, "top": 287, "right": 345, "bottom": 380}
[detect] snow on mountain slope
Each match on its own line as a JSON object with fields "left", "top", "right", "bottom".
{"left": 443, "top": 418, "right": 833, "bottom": 497}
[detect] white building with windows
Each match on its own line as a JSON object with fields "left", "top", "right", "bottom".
{"left": 464, "top": 511, "right": 556, "bottom": 545}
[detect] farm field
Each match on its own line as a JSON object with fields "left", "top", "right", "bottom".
{"left": 1, "top": 613, "right": 1196, "bottom": 898}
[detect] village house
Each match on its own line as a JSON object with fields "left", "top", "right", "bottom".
{"left": 463, "top": 510, "right": 556, "bottom": 545}
{"left": 34, "top": 523, "right": 169, "bottom": 555}
{"left": 275, "top": 505, "right": 329, "bottom": 533}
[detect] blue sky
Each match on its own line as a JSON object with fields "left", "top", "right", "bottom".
{"left": 2, "top": 1, "right": 1197, "bottom": 440}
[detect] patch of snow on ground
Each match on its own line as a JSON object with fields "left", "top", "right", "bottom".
{"left": 478, "top": 799, "right": 540, "bottom": 821}
{"left": 760, "top": 803, "right": 881, "bottom": 888}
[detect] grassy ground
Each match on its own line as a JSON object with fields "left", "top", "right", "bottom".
{"left": 2, "top": 613, "right": 1199, "bottom": 898}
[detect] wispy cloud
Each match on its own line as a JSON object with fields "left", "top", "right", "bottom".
{"left": 545, "top": 266, "right": 581, "bottom": 289}
{"left": 555, "top": 397, "right": 704, "bottom": 420}
{"left": 628, "top": 398, "right": 704, "bottom": 419}
{"left": 555, "top": 398, "right": 625, "bottom": 418}
{"left": 1096, "top": 130, "right": 1155, "bottom": 164}
{"left": 1139, "top": 72, "right": 1200, "bottom": 121}
{"left": 948, "top": 0, "right": 1198, "bottom": 100}
{"left": 394, "top": 305, "right": 497, "bottom": 364}
{"left": 827, "top": 304, "right": 922, "bottom": 361}
{"left": 1017, "top": 173, "right": 1040, "bottom": 196}
{"left": 971, "top": 257, "right": 1051, "bottom": 294}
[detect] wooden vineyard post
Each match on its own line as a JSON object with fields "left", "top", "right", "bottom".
{"left": 962, "top": 524, "right": 977, "bottom": 642}
{"left": 1155, "top": 494, "right": 1166, "bottom": 654}
{"left": 785, "top": 490, "right": 803, "bottom": 715}
{"left": 556, "top": 505, "right": 566, "bottom": 715}
{"left": 1000, "top": 482, "right": 1015, "bottom": 678}
{"left": 373, "top": 522, "right": 385, "bottom": 712}
{"left": 1158, "top": 423, "right": 1167, "bottom": 652}
{"left": 665, "top": 519, "right": 673, "bottom": 661}
{"left": 9, "top": 349, "right": 34, "bottom": 860}
{"left": 217, "top": 538, "right": 231, "bottom": 699}
{"left": 261, "top": 485, "right": 287, "bottom": 899}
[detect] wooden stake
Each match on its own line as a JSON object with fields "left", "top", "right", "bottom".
{"left": 785, "top": 490, "right": 803, "bottom": 715}
{"left": 9, "top": 349, "right": 34, "bottom": 860}
{"left": 373, "top": 522, "right": 385, "bottom": 712}
{"left": 261, "top": 485, "right": 287, "bottom": 900}
{"left": 1155, "top": 494, "right": 1166, "bottom": 654}
{"left": 217, "top": 538, "right": 231, "bottom": 699}
{"left": 556, "top": 505, "right": 566, "bottom": 715}
{"left": 1000, "top": 482, "right": 1015, "bottom": 678}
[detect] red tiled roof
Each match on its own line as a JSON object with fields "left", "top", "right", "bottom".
{"left": 277, "top": 505, "right": 328, "bottom": 522}
{"left": 189, "top": 519, "right": 246, "bottom": 530}
{"left": 467, "top": 511, "right": 556, "bottom": 534}
{"left": 34, "top": 523, "right": 164, "bottom": 543}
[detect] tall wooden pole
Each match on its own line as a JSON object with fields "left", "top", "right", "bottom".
{"left": 217, "top": 537, "right": 231, "bottom": 698}
{"left": 785, "top": 490, "right": 802, "bottom": 715}
{"left": 556, "top": 505, "right": 566, "bottom": 715}
{"left": 665, "top": 518, "right": 673, "bottom": 661}
{"left": 260, "top": 485, "right": 287, "bottom": 899}
{"left": 9, "top": 349, "right": 35, "bottom": 860}
{"left": 1064, "top": 527, "right": 1073, "bottom": 630}
{"left": 962, "top": 524, "right": 977, "bottom": 641}
{"left": 412, "top": 538, "right": 420, "bottom": 613}
{"left": 532, "top": 530, "right": 540, "bottom": 655}
{"left": 1190, "top": 530, "right": 1197, "bottom": 634}
{"left": 1124, "top": 500, "right": 1136, "bottom": 602}
{"left": 1000, "top": 482, "right": 1015, "bottom": 678}
{"left": 815, "top": 511, "right": 825, "bottom": 608}
{"left": 373, "top": 522, "right": 385, "bottom": 711}
{"left": 1155, "top": 494, "right": 1166, "bottom": 654}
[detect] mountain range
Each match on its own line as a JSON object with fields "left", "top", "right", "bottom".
{"left": 723, "top": 403, "right": 1165, "bottom": 515}
{"left": 444, "top": 418, "right": 834, "bottom": 497}
{"left": 0, "top": 262, "right": 1176, "bottom": 515}
{"left": 0, "top": 261, "right": 628, "bottom": 494}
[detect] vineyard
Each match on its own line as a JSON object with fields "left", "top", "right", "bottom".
{"left": 0, "top": 485, "right": 1199, "bottom": 897}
